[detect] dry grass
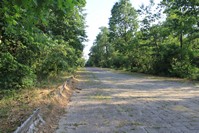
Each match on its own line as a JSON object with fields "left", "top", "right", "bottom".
{"left": 0, "top": 72, "right": 76, "bottom": 133}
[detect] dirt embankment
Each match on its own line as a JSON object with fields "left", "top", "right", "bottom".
{"left": 38, "top": 76, "right": 78, "bottom": 133}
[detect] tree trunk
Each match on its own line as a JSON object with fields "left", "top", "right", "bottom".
{"left": 180, "top": 32, "right": 183, "bottom": 48}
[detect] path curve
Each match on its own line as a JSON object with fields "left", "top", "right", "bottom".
{"left": 56, "top": 67, "right": 199, "bottom": 133}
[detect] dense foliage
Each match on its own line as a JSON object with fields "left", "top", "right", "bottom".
{"left": 87, "top": 0, "right": 199, "bottom": 79}
{"left": 0, "top": 0, "right": 87, "bottom": 89}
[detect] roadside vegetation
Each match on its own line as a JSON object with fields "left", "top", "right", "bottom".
{"left": 0, "top": 71, "right": 73, "bottom": 132}
{"left": 86, "top": 0, "right": 199, "bottom": 80}
{"left": 0, "top": 0, "right": 86, "bottom": 132}
{"left": 0, "top": 0, "right": 86, "bottom": 90}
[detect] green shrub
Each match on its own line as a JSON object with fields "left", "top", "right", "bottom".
{"left": 0, "top": 53, "right": 36, "bottom": 89}
{"left": 170, "top": 58, "right": 195, "bottom": 78}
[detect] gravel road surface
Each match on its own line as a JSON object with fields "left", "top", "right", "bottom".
{"left": 56, "top": 67, "right": 199, "bottom": 133}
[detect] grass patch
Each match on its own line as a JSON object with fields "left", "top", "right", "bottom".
{"left": 131, "top": 122, "right": 143, "bottom": 126}
{"left": 89, "top": 92, "right": 112, "bottom": 100}
{"left": 0, "top": 71, "right": 73, "bottom": 133}
{"left": 171, "top": 105, "right": 191, "bottom": 112}
{"left": 89, "top": 95, "right": 112, "bottom": 100}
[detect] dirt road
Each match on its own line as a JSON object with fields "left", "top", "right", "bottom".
{"left": 56, "top": 67, "right": 199, "bottom": 133}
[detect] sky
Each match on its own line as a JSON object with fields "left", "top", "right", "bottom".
{"left": 83, "top": 0, "right": 161, "bottom": 60}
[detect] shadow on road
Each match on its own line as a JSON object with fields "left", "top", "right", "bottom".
{"left": 56, "top": 67, "right": 199, "bottom": 133}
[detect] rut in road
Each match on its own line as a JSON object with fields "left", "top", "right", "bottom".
{"left": 56, "top": 67, "right": 199, "bottom": 133}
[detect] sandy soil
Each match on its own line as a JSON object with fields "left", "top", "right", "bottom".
{"left": 56, "top": 67, "right": 199, "bottom": 133}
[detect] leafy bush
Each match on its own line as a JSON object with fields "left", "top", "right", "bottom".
{"left": 0, "top": 0, "right": 86, "bottom": 89}
{"left": 152, "top": 44, "right": 180, "bottom": 75}
{"left": 0, "top": 53, "right": 35, "bottom": 89}
{"left": 170, "top": 58, "right": 198, "bottom": 79}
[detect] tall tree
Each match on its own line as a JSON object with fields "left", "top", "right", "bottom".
{"left": 161, "top": 0, "right": 199, "bottom": 48}
{"left": 87, "top": 27, "right": 111, "bottom": 67}
{"left": 109, "top": 0, "right": 138, "bottom": 68}
{"left": 0, "top": 0, "right": 87, "bottom": 89}
{"left": 109, "top": 0, "right": 138, "bottom": 53}
{"left": 87, "top": 0, "right": 199, "bottom": 80}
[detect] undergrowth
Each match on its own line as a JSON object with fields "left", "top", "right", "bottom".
{"left": 0, "top": 71, "right": 71, "bottom": 133}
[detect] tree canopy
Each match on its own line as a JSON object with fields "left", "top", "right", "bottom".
{"left": 0, "top": 0, "right": 87, "bottom": 89}
{"left": 87, "top": 0, "right": 199, "bottom": 80}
